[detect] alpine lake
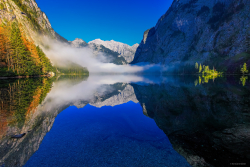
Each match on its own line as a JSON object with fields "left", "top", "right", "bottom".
{"left": 0, "top": 74, "right": 249, "bottom": 167}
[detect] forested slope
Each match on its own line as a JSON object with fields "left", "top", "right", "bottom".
{"left": 0, "top": 22, "right": 55, "bottom": 76}
{"left": 0, "top": 0, "right": 88, "bottom": 77}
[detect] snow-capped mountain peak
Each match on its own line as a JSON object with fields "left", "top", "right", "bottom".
{"left": 89, "top": 39, "right": 139, "bottom": 63}
{"left": 69, "top": 38, "right": 88, "bottom": 48}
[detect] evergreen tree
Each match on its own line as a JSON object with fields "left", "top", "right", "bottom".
{"left": 10, "top": 22, "right": 31, "bottom": 74}
{"left": 0, "top": 22, "right": 56, "bottom": 76}
{"left": 36, "top": 45, "right": 55, "bottom": 73}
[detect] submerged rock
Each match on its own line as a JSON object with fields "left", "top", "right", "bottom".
{"left": 11, "top": 133, "right": 26, "bottom": 139}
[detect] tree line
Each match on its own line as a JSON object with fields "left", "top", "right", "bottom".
{"left": 0, "top": 22, "right": 55, "bottom": 77}
{"left": 195, "top": 62, "right": 222, "bottom": 76}
{"left": 56, "top": 63, "right": 89, "bottom": 75}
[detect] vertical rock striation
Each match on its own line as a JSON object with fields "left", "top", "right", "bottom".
{"left": 132, "top": 0, "right": 250, "bottom": 72}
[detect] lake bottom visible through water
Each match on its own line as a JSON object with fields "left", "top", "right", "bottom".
{"left": 24, "top": 102, "right": 190, "bottom": 167}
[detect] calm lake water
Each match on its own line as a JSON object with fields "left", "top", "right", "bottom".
{"left": 0, "top": 75, "right": 249, "bottom": 167}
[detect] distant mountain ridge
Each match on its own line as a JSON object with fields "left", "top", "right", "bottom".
{"left": 89, "top": 39, "right": 139, "bottom": 63}
{"left": 88, "top": 42, "right": 127, "bottom": 65}
{"left": 69, "top": 38, "right": 139, "bottom": 65}
{"left": 68, "top": 38, "right": 88, "bottom": 48}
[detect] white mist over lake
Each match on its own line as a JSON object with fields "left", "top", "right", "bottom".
{"left": 40, "top": 38, "right": 169, "bottom": 74}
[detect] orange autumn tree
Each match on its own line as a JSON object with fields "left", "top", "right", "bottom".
{"left": 21, "top": 34, "right": 41, "bottom": 66}
{"left": 0, "top": 27, "right": 7, "bottom": 61}
{"left": 0, "top": 22, "right": 55, "bottom": 76}
{"left": 0, "top": 24, "right": 13, "bottom": 72}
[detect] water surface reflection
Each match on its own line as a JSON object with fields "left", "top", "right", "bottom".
{"left": 0, "top": 75, "right": 249, "bottom": 167}
{"left": 25, "top": 103, "right": 189, "bottom": 167}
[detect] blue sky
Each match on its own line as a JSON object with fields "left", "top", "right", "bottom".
{"left": 36, "top": 0, "right": 173, "bottom": 46}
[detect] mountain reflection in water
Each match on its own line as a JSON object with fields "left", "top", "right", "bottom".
{"left": 0, "top": 75, "right": 249, "bottom": 167}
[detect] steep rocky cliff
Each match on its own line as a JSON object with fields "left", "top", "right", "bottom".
{"left": 0, "top": 0, "right": 66, "bottom": 43}
{"left": 132, "top": 0, "right": 250, "bottom": 73}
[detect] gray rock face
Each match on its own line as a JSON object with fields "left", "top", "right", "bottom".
{"left": 88, "top": 42, "right": 128, "bottom": 65}
{"left": 0, "top": 0, "right": 67, "bottom": 43}
{"left": 89, "top": 39, "right": 139, "bottom": 63}
{"left": 68, "top": 38, "right": 128, "bottom": 65}
{"left": 132, "top": 0, "right": 250, "bottom": 71}
{"left": 70, "top": 38, "right": 139, "bottom": 64}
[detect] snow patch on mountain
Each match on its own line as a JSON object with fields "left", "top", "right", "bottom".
{"left": 89, "top": 39, "right": 139, "bottom": 63}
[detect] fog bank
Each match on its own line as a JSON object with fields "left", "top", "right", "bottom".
{"left": 41, "top": 38, "right": 169, "bottom": 74}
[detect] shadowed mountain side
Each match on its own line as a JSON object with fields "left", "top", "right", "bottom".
{"left": 131, "top": 0, "right": 250, "bottom": 74}
{"left": 131, "top": 78, "right": 250, "bottom": 167}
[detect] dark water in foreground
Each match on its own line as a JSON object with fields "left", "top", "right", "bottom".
{"left": 0, "top": 75, "right": 249, "bottom": 167}
{"left": 25, "top": 103, "right": 189, "bottom": 167}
